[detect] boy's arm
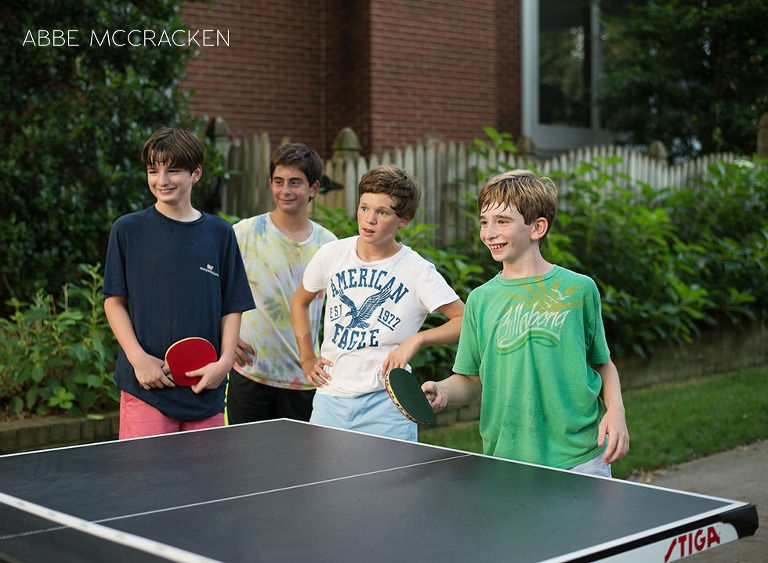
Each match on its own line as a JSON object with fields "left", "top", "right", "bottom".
{"left": 380, "top": 298, "right": 465, "bottom": 376}
{"left": 104, "top": 295, "right": 174, "bottom": 389}
{"left": 190, "top": 311, "right": 242, "bottom": 394}
{"left": 422, "top": 373, "right": 482, "bottom": 412}
{"left": 290, "top": 282, "right": 333, "bottom": 386}
{"left": 594, "top": 359, "right": 630, "bottom": 464}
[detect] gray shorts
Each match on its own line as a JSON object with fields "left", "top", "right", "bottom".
{"left": 569, "top": 452, "right": 612, "bottom": 478}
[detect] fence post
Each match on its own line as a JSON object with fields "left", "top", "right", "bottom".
{"left": 647, "top": 140, "right": 667, "bottom": 161}
{"left": 516, "top": 135, "right": 536, "bottom": 165}
{"left": 758, "top": 113, "right": 768, "bottom": 159}
{"left": 332, "top": 127, "right": 362, "bottom": 161}
{"left": 327, "top": 128, "right": 362, "bottom": 215}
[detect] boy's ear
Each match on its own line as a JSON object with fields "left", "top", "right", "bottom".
{"left": 397, "top": 214, "right": 413, "bottom": 229}
{"left": 309, "top": 180, "right": 320, "bottom": 200}
{"left": 530, "top": 217, "right": 549, "bottom": 241}
{"left": 191, "top": 165, "right": 203, "bottom": 183}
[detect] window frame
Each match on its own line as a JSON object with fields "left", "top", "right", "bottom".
{"left": 521, "top": 0, "right": 614, "bottom": 156}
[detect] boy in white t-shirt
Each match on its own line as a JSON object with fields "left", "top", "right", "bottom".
{"left": 290, "top": 164, "right": 464, "bottom": 441}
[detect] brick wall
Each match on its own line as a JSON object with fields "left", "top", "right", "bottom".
{"left": 366, "top": 0, "right": 499, "bottom": 153}
{"left": 180, "top": 1, "right": 522, "bottom": 157}
{"left": 181, "top": 1, "right": 327, "bottom": 150}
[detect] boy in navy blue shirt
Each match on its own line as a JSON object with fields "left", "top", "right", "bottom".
{"left": 104, "top": 127, "right": 254, "bottom": 438}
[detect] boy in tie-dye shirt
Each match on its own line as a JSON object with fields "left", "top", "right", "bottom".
{"left": 227, "top": 143, "right": 336, "bottom": 423}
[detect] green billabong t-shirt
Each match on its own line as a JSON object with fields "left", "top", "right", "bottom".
{"left": 453, "top": 266, "right": 610, "bottom": 469}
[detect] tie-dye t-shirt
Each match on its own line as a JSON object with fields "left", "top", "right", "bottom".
{"left": 233, "top": 213, "right": 336, "bottom": 390}
{"left": 453, "top": 266, "right": 611, "bottom": 469}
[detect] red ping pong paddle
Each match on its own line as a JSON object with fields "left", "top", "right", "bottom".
{"left": 161, "top": 337, "right": 217, "bottom": 386}
{"left": 385, "top": 367, "right": 436, "bottom": 425}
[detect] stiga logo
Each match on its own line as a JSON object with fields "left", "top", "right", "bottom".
{"left": 664, "top": 525, "right": 721, "bottom": 561}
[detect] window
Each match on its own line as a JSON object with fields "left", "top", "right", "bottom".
{"left": 538, "top": 0, "right": 592, "bottom": 127}
{"left": 521, "top": 0, "right": 628, "bottom": 155}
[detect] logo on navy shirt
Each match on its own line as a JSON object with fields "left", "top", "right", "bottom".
{"left": 200, "top": 263, "right": 219, "bottom": 277}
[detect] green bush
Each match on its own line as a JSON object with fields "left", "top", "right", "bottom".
{"left": 0, "top": 264, "right": 119, "bottom": 417}
{"left": 0, "top": 0, "right": 209, "bottom": 308}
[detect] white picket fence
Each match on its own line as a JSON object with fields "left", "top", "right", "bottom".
{"left": 211, "top": 122, "right": 738, "bottom": 243}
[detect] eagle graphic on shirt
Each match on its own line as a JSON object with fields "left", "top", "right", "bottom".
{"left": 339, "top": 285, "right": 392, "bottom": 329}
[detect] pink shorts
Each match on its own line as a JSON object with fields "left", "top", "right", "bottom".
{"left": 119, "top": 391, "right": 225, "bottom": 439}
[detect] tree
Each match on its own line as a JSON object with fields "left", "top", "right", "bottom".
{"left": 0, "top": 0, "right": 205, "bottom": 306}
{"left": 599, "top": 1, "right": 768, "bottom": 161}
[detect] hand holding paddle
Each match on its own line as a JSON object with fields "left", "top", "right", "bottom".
{"left": 384, "top": 368, "right": 436, "bottom": 425}
{"left": 161, "top": 337, "right": 218, "bottom": 387}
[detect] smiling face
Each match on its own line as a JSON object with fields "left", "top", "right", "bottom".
{"left": 270, "top": 164, "right": 319, "bottom": 216}
{"left": 146, "top": 160, "right": 201, "bottom": 213}
{"left": 479, "top": 201, "right": 544, "bottom": 271}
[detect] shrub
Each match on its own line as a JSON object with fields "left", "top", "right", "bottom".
{"left": 0, "top": 264, "right": 119, "bottom": 417}
{"left": 0, "top": 1, "right": 209, "bottom": 309}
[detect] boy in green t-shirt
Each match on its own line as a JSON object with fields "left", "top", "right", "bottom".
{"left": 423, "top": 169, "right": 629, "bottom": 475}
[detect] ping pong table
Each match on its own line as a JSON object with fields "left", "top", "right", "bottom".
{"left": 0, "top": 419, "right": 758, "bottom": 562}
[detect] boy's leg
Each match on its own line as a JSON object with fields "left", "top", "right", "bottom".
{"left": 274, "top": 388, "right": 315, "bottom": 422}
{"left": 352, "top": 390, "right": 417, "bottom": 442}
{"left": 309, "top": 391, "right": 416, "bottom": 441}
{"left": 227, "top": 371, "right": 314, "bottom": 423}
{"left": 309, "top": 393, "right": 349, "bottom": 429}
{"left": 226, "top": 371, "right": 274, "bottom": 424}
{"left": 119, "top": 391, "right": 181, "bottom": 439}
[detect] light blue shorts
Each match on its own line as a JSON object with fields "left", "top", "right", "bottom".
{"left": 310, "top": 390, "right": 418, "bottom": 442}
{"left": 569, "top": 452, "right": 612, "bottom": 478}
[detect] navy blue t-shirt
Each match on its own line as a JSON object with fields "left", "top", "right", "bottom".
{"left": 103, "top": 206, "right": 255, "bottom": 421}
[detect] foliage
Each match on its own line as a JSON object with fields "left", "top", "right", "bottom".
{"left": 662, "top": 159, "right": 768, "bottom": 321}
{"left": 0, "top": 0, "right": 212, "bottom": 308}
{"left": 551, "top": 160, "right": 719, "bottom": 357}
{"left": 599, "top": 0, "right": 768, "bottom": 161}
{"left": 0, "top": 264, "right": 120, "bottom": 417}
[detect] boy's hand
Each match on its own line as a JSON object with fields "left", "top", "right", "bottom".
{"left": 189, "top": 359, "right": 230, "bottom": 394}
{"left": 132, "top": 353, "right": 175, "bottom": 390}
{"left": 233, "top": 338, "right": 255, "bottom": 369}
{"left": 598, "top": 406, "right": 630, "bottom": 465}
{"left": 302, "top": 357, "right": 333, "bottom": 387}
{"left": 422, "top": 381, "right": 448, "bottom": 412}
{"left": 381, "top": 335, "right": 421, "bottom": 377}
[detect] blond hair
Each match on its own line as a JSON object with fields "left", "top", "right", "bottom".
{"left": 478, "top": 169, "right": 558, "bottom": 243}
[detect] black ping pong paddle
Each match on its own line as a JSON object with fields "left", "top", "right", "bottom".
{"left": 384, "top": 367, "right": 436, "bottom": 425}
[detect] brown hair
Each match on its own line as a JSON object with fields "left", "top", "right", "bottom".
{"left": 357, "top": 163, "right": 421, "bottom": 219}
{"left": 269, "top": 143, "right": 324, "bottom": 186}
{"left": 140, "top": 127, "right": 204, "bottom": 173}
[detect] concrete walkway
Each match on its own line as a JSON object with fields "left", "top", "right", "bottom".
{"left": 631, "top": 439, "right": 766, "bottom": 562}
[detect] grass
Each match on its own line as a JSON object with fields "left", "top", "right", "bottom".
{"left": 417, "top": 366, "right": 768, "bottom": 479}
